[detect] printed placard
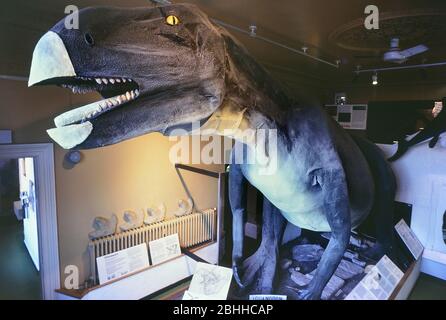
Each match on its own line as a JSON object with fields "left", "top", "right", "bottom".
{"left": 345, "top": 255, "right": 404, "bottom": 300}
{"left": 96, "top": 243, "right": 150, "bottom": 285}
{"left": 395, "top": 219, "right": 424, "bottom": 260}
{"left": 149, "top": 233, "right": 181, "bottom": 265}
{"left": 183, "top": 262, "right": 233, "bottom": 300}
{"left": 249, "top": 295, "right": 287, "bottom": 300}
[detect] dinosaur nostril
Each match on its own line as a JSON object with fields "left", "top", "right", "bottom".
{"left": 84, "top": 33, "right": 95, "bottom": 46}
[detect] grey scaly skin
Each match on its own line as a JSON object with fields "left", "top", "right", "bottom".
{"left": 28, "top": 4, "right": 396, "bottom": 299}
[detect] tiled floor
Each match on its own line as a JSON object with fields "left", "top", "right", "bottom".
{"left": 0, "top": 216, "right": 41, "bottom": 300}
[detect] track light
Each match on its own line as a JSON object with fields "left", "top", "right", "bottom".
{"left": 249, "top": 25, "right": 257, "bottom": 37}
{"left": 372, "top": 72, "right": 378, "bottom": 85}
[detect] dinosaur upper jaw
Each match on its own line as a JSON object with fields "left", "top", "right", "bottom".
{"left": 29, "top": 31, "right": 142, "bottom": 149}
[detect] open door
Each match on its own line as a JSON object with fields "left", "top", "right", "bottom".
{"left": 18, "top": 158, "right": 39, "bottom": 271}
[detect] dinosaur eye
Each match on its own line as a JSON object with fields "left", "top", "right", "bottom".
{"left": 165, "top": 15, "right": 180, "bottom": 26}
{"left": 84, "top": 33, "right": 95, "bottom": 46}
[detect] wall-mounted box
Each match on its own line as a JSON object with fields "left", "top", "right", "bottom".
{"left": 325, "top": 105, "right": 368, "bottom": 130}
{"left": 0, "top": 130, "right": 12, "bottom": 144}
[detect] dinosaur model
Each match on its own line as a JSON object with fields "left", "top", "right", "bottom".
{"left": 389, "top": 99, "right": 446, "bottom": 161}
{"left": 28, "top": 3, "right": 397, "bottom": 299}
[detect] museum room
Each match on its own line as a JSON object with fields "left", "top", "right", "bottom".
{"left": 0, "top": 0, "right": 446, "bottom": 302}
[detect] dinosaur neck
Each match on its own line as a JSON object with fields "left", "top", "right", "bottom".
{"left": 199, "top": 33, "right": 294, "bottom": 144}
{"left": 223, "top": 34, "right": 293, "bottom": 126}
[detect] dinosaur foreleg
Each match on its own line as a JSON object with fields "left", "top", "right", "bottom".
{"left": 298, "top": 169, "right": 351, "bottom": 300}
{"left": 243, "top": 198, "right": 285, "bottom": 294}
{"left": 229, "top": 162, "right": 247, "bottom": 287}
{"left": 240, "top": 197, "right": 286, "bottom": 294}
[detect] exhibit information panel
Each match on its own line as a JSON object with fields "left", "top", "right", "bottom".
{"left": 345, "top": 255, "right": 404, "bottom": 300}
{"left": 96, "top": 243, "right": 150, "bottom": 285}
{"left": 183, "top": 263, "right": 233, "bottom": 300}
{"left": 149, "top": 233, "right": 181, "bottom": 265}
{"left": 395, "top": 219, "right": 424, "bottom": 260}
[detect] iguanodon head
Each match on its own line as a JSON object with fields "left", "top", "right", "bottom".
{"left": 28, "top": 4, "right": 228, "bottom": 149}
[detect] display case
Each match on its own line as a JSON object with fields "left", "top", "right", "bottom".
{"left": 56, "top": 164, "right": 228, "bottom": 300}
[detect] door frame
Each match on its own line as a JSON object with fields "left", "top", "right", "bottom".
{"left": 0, "top": 143, "right": 59, "bottom": 299}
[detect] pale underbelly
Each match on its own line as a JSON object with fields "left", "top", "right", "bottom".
{"left": 280, "top": 207, "right": 331, "bottom": 232}
{"left": 258, "top": 191, "right": 367, "bottom": 233}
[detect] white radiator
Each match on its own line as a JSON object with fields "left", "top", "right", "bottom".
{"left": 88, "top": 209, "right": 217, "bottom": 284}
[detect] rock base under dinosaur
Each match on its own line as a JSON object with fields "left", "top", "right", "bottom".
{"left": 229, "top": 232, "right": 379, "bottom": 300}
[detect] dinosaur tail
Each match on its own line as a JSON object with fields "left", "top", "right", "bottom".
{"left": 388, "top": 139, "right": 409, "bottom": 162}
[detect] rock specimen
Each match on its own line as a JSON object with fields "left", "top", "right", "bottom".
{"left": 88, "top": 214, "right": 117, "bottom": 240}
{"left": 280, "top": 259, "right": 293, "bottom": 270}
{"left": 290, "top": 269, "right": 345, "bottom": 300}
{"left": 120, "top": 210, "right": 144, "bottom": 231}
{"left": 291, "top": 244, "right": 324, "bottom": 262}
{"left": 334, "top": 259, "right": 365, "bottom": 280}
{"left": 144, "top": 203, "right": 166, "bottom": 225}
{"left": 173, "top": 198, "right": 194, "bottom": 217}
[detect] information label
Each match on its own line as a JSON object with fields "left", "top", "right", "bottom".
{"left": 345, "top": 255, "right": 404, "bottom": 300}
{"left": 395, "top": 219, "right": 424, "bottom": 260}
{"left": 149, "top": 233, "right": 181, "bottom": 265}
{"left": 249, "top": 295, "right": 287, "bottom": 300}
{"left": 96, "top": 243, "right": 150, "bottom": 285}
{"left": 183, "top": 263, "right": 233, "bottom": 300}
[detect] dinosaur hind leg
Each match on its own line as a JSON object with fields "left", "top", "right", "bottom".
{"left": 351, "top": 135, "right": 397, "bottom": 260}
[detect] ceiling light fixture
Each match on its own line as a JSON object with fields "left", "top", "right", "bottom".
{"left": 249, "top": 25, "right": 257, "bottom": 37}
{"left": 372, "top": 72, "right": 378, "bottom": 85}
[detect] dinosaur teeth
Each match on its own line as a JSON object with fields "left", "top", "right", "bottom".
{"left": 54, "top": 77, "right": 140, "bottom": 128}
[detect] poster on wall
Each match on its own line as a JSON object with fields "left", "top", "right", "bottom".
{"left": 96, "top": 243, "right": 150, "bottom": 285}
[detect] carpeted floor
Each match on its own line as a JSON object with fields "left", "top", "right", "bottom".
{"left": 409, "top": 273, "right": 446, "bottom": 300}
{"left": 0, "top": 216, "right": 41, "bottom": 300}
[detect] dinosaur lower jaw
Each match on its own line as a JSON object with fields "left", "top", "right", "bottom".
{"left": 46, "top": 76, "right": 140, "bottom": 149}
{"left": 53, "top": 76, "right": 140, "bottom": 127}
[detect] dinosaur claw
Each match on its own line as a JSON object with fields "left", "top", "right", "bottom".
{"left": 232, "top": 265, "right": 245, "bottom": 288}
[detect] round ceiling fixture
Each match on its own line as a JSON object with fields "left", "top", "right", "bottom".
{"left": 329, "top": 10, "right": 446, "bottom": 52}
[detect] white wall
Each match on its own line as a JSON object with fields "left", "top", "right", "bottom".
{"left": 379, "top": 137, "right": 446, "bottom": 279}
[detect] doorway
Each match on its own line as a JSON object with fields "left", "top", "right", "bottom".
{"left": 0, "top": 157, "right": 40, "bottom": 299}
{"left": 0, "top": 144, "right": 59, "bottom": 299}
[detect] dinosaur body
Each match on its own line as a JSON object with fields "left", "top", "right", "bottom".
{"left": 28, "top": 4, "right": 396, "bottom": 299}
{"left": 238, "top": 106, "right": 374, "bottom": 232}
